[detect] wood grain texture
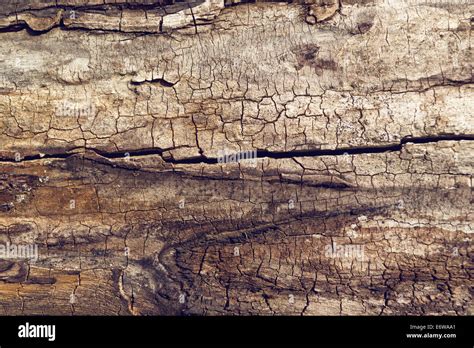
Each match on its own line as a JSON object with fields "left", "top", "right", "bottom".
{"left": 0, "top": 0, "right": 472, "bottom": 315}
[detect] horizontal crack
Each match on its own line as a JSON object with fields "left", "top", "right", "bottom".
{"left": 1, "top": 134, "right": 473, "bottom": 164}
{"left": 0, "top": 1, "right": 206, "bottom": 18}
{"left": 0, "top": 0, "right": 295, "bottom": 36}
{"left": 0, "top": 18, "right": 162, "bottom": 36}
{"left": 256, "top": 134, "right": 474, "bottom": 161}
{"left": 130, "top": 78, "right": 176, "bottom": 87}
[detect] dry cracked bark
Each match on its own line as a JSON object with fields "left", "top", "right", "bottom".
{"left": 0, "top": 0, "right": 472, "bottom": 315}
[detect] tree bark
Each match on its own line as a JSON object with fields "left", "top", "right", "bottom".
{"left": 0, "top": 0, "right": 472, "bottom": 315}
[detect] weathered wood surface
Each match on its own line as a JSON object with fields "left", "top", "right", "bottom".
{"left": 0, "top": 0, "right": 472, "bottom": 315}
